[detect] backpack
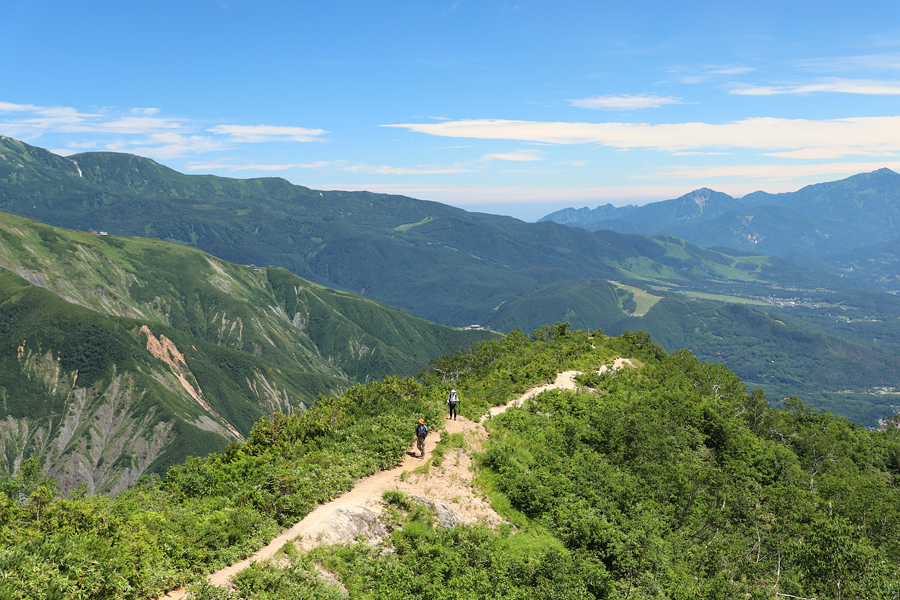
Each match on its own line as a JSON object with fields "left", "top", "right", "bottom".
{"left": 448, "top": 391, "right": 458, "bottom": 405}
{"left": 416, "top": 423, "right": 428, "bottom": 438}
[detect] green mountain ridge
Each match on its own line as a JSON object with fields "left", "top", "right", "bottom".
{"left": 0, "top": 209, "right": 493, "bottom": 494}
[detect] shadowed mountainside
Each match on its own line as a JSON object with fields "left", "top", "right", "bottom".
{"left": 0, "top": 210, "right": 493, "bottom": 494}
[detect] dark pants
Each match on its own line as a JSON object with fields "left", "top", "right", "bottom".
{"left": 416, "top": 436, "right": 426, "bottom": 456}
{"left": 449, "top": 403, "right": 458, "bottom": 419}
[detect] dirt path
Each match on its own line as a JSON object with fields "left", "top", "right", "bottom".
{"left": 161, "top": 359, "right": 632, "bottom": 598}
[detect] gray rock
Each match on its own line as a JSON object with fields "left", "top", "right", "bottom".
{"left": 409, "top": 495, "right": 460, "bottom": 527}
{"left": 331, "top": 506, "right": 390, "bottom": 545}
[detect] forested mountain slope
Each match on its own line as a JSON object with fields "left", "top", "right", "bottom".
{"left": 2, "top": 137, "right": 900, "bottom": 426}
{"left": 794, "top": 236, "right": 900, "bottom": 291}
{"left": 2, "top": 326, "right": 898, "bottom": 599}
{"left": 0, "top": 211, "right": 492, "bottom": 494}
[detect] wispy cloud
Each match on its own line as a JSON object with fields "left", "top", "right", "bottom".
{"left": 111, "top": 134, "right": 231, "bottom": 159}
{"left": 730, "top": 78, "right": 900, "bottom": 96}
{"left": 0, "top": 102, "right": 35, "bottom": 113}
{"left": 93, "top": 114, "right": 184, "bottom": 135}
{"left": 794, "top": 53, "right": 900, "bottom": 73}
{"left": 187, "top": 159, "right": 474, "bottom": 175}
{"left": 705, "top": 66, "right": 755, "bottom": 76}
{"left": 341, "top": 163, "right": 474, "bottom": 175}
{"left": 384, "top": 116, "right": 900, "bottom": 159}
{"left": 207, "top": 124, "right": 328, "bottom": 142}
{"left": 0, "top": 102, "right": 106, "bottom": 135}
{"left": 1, "top": 104, "right": 185, "bottom": 136}
{"left": 568, "top": 94, "right": 680, "bottom": 110}
{"left": 670, "top": 64, "right": 755, "bottom": 84}
{"left": 483, "top": 149, "right": 543, "bottom": 161}
{"left": 671, "top": 151, "right": 731, "bottom": 156}
{"left": 186, "top": 161, "right": 336, "bottom": 172}
{"left": 0, "top": 102, "right": 327, "bottom": 158}
{"left": 645, "top": 161, "right": 900, "bottom": 182}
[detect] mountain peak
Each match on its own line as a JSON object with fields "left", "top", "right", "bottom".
{"left": 0, "top": 136, "right": 82, "bottom": 177}
{"left": 685, "top": 187, "right": 717, "bottom": 208}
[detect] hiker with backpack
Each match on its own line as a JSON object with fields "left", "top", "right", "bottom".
{"left": 415, "top": 418, "right": 428, "bottom": 458}
{"left": 447, "top": 389, "right": 460, "bottom": 420}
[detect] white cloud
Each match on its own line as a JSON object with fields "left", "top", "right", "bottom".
{"left": 794, "top": 53, "right": 900, "bottom": 73}
{"left": 0, "top": 101, "right": 330, "bottom": 158}
{"left": 57, "top": 141, "right": 98, "bottom": 150}
{"left": 483, "top": 149, "right": 544, "bottom": 161}
{"left": 187, "top": 161, "right": 337, "bottom": 172}
{"left": 568, "top": 94, "right": 680, "bottom": 110}
{"left": 339, "top": 163, "right": 473, "bottom": 175}
{"left": 0, "top": 102, "right": 184, "bottom": 140}
{"left": 186, "top": 159, "right": 473, "bottom": 175}
{"left": 0, "top": 103, "right": 103, "bottom": 136}
{"left": 383, "top": 116, "right": 900, "bottom": 158}
{"left": 92, "top": 115, "right": 183, "bottom": 134}
{"left": 671, "top": 64, "right": 755, "bottom": 84}
{"left": 705, "top": 66, "right": 755, "bottom": 75}
{"left": 671, "top": 151, "right": 731, "bottom": 156}
{"left": 643, "top": 161, "right": 900, "bottom": 182}
{"left": 131, "top": 107, "right": 161, "bottom": 116}
{"left": 730, "top": 78, "right": 900, "bottom": 96}
{"left": 762, "top": 147, "right": 888, "bottom": 160}
{"left": 0, "top": 102, "right": 37, "bottom": 113}
{"left": 207, "top": 124, "right": 328, "bottom": 142}
{"left": 113, "top": 133, "right": 231, "bottom": 159}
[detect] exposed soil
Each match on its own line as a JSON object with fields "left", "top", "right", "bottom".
{"left": 161, "top": 360, "right": 632, "bottom": 598}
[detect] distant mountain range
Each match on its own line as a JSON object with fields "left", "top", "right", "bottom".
{"left": 1, "top": 136, "right": 899, "bottom": 432}
{"left": 0, "top": 136, "right": 852, "bottom": 328}
{"left": 539, "top": 169, "right": 900, "bottom": 292}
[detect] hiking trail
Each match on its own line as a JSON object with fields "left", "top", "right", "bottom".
{"left": 161, "top": 359, "right": 633, "bottom": 599}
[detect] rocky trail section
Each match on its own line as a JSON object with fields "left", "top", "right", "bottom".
{"left": 161, "top": 359, "right": 634, "bottom": 599}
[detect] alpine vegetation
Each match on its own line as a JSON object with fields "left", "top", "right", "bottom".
{"left": 1, "top": 325, "right": 898, "bottom": 598}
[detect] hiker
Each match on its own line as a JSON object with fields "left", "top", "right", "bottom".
{"left": 447, "top": 389, "right": 460, "bottom": 420}
{"left": 415, "top": 418, "right": 428, "bottom": 458}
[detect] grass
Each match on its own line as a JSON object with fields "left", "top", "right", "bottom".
{"left": 393, "top": 217, "right": 434, "bottom": 231}
{"left": 675, "top": 290, "right": 770, "bottom": 305}
{"left": 609, "top": 281, "right": 663, "bottom": 316}
{"left": 382, "top": 489, "right": 413, "bottom": 510}
{"left": 431, "top": 432, "right": 467, "bottom": 468}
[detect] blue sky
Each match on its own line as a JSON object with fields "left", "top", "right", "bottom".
{"left": 4, "top": 0, "right": 900, "bottom": 221}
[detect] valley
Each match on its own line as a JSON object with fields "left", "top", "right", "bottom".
{"left": 1, "top": 137, "right": 898, "bottom": 427}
